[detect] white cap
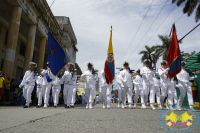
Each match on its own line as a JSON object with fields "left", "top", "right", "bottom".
{"left": 47, "top": 62, "right": 49, "bottom": 65}
{"left": 161, "top": 60, "right": 167, "bottom": 65}
{"left": 143, "top": 59, "right": 151, "bottom": 63}
{"left": 68, "top": 62, "right": 74, "bottom": 66}
{"left": 181, "top": 61, "right": 186, "bottom": 65}
{"left": 29, "top": 62, "right": 36, "bottom": 66}
{"left": 123, "top": 61, "right": 129, "bottom": 65}
{"left": 87, "top": 62, "right": 93, "bottom": 66}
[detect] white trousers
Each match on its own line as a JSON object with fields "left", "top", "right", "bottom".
{"left": 71, "top": 87, "right": 77, "bottom": 104}
{"left": 117, "top": 84, "right": 122, "bottom": 102}
{"left": 154, "top": 86, "right": 161, "bottom": 105}
{"left": 101, "top": 85, "right": 112, "bottom": 105}
{"left": 42, "top": 84, "right": 52, "bottom": 104}
{"left": 23, "top": 85, "right": 34, "bottom": 106}
{"left": 36, "top": 87, "right": 43, "bottom": 106}
{"left": 63, "top": 84, "right": 74, "bottom": 106}
{"left": 85, "top": 87, "right": 95, "bottom": 104}
{"left": 121, "top": 87, "right": 133, "bottom": 104}
{"left": 134, "top": 89, "right": 142, "bottom": 104}
{"left": 52, "top": 86, "right": 61, "bottom": 105}
{"left": 160, "top": 85, "right": 173, "bottom": 106}
{"left": 172, "top": 88, "right": 178, "bottom": 105}
{"left": 178, "top": 84, "right": 194, "bottom": 106}
{"left": 141, "top": 84, "right": 155, "bottom": 104}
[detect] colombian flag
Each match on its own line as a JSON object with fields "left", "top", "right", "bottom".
{"left": 104, "top": 27, "right": 115, "bottom": 84}
{"left": 167, "top": 24, "right": 181, "bottom": 79}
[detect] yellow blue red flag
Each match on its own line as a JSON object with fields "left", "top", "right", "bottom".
{"left": 104, "top": 27, "right": 115, "bottom": 84}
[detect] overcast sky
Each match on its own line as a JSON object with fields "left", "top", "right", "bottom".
{"left": 47, "top": 0, "right": 200, "bottom": 74}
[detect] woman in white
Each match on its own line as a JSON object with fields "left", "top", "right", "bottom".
{"left": 36, "top": 74, "right": 44, "bottom": 108}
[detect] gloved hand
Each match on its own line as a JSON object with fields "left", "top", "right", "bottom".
{"left": 166, "top": 68, "right": 170, "bottom": 71}
{"left": 194, "top": 75, "right": 197, "bottom": 78}
{"left": 19, "top": 85, "right": 22, "bottom": 88}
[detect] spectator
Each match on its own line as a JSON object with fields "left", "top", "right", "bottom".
{"left": 17, "top": 76, "right": 25, "bottom": 106}
{"left": 10, "top": 79, "right": 16, "bottom": 102}
{"left": 82, "top": 93, "right": 86, "bottom": 104}
{"left": 0, "top": 71, "right": 4, "bottom": 101}
{"left": 3, "top": 75, "right": 10, "bottom": 105}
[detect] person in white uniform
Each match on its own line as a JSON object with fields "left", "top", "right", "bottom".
{"left": 19, "top": 62, "right": 37, "bottom": 108}
{"left": 71, "top": 76, "right": 79, "bottom": 108}
{"left": 116, "top": 68, "right": 123, "bottom": 107}
{"left": 133, "top": 69, "right": 143, "bottom": 108}
{"left": 101, "top": 70, "right": 113, "bottom": 109}
{"left": 140, "top": 59, "right": 155, "bottom": 110}
{"left": 153, "top": 74, "right": 161, "bottom": 109}
{"left": 62, "top": 62, "right": 77, "bottom": 108}
{"left": 158, "top": 60, "right": 174, "bottom": 110}
{"left": 177, "top": 61, "right": 197, "bottom": 110}
{"left": 49, "top": 72, "right": 63, "bottom": 108}
{"left": 81, "top": 62, "right": 98, "bottom": 109}
{"left": 41, "top": 62, "right": 53, "bottom": 108}
{"left": 119, "top": 62, "right": 133, "bottom": 109}
{"left": 36, "top": 74, "right": 44, "bottom": 108}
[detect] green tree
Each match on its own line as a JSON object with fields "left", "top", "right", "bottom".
{"left": 172, "top": 0, "right": 200, "bottom": 22}
{"left": 139, "top": 45, "right": 156, "bottom": 66}
{"left": 181, "top": 51, "right": 196, "bottom": 61}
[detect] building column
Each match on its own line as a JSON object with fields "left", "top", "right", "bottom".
{"left": 2, "top": 6, "right": 22, "bottom": 78}
{"left": 37, "top": 37, "right": 46, "bottom": 71}
{"left": 23, "top": 25, "right": 36, "bottom": 73}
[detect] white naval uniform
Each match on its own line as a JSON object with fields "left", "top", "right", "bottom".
{"left": 19, "top": 70, "right": 36, "bottom": 106}
{"left": 133, "top": 75, "right": 143, "bottom": 105}
{"left": 170, "top": 79, "right": 178, "bottom": 106}
{"left": 153, "top": 77, "right": 161, "bottom": 105}
{"left": 41, "top": 69, "right": 53, "bottom": 105}
{"left": 158, "top": 68, "right": 174, "bottom": 107}
{"left": 81, "top": 70, "right": 98, "bottom": 108}
{"left": 140, "top": 66, "right": 155, "bottom": 104}
{"left": 49, "top": 73, "right": 63, "bottom": 105}
{"left": 71, "top": 81, "right": 79, "bottom": 106}
{"left": 119, "top": 69, "right": 133, "bottom": 106}
{"left": 101, "top": 70, "right": 112, "bottom": 107}
{"left": 36, "top": 76, "right": 44, "bottom": 106}
{"left": 177, "top": 69, "right": 196, "bottom": 106}
{"left": 62, "top": 70, "right": 76, "bottom": 106}
{"left": 116, "top": 75, "right": 122, "bottom": 104}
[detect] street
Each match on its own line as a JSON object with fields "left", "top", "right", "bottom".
{"left": 0, "top": 104, "right": 199, "bottom": 133}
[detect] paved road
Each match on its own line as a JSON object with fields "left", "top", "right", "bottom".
{"left": 0, "top": 104, "right": 199, "bottom": 133}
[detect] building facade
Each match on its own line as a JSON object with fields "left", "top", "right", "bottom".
{"left": 0, "top": 0, "right": 78, "bottom": 83}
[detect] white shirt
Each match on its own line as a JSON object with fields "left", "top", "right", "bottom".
{"left": 101, "top": 70, "right": 108, "bottom": 87}
{"left": 153, "top": 77, "right": 160, "bottom": 87}
{"left": 62, "top": 70, "right": 76, "bottom": 85}
{"left": 81, "top": 70, "right": 98, "bottom": 88}
{"left": 119, "top": 69, "right": 133, "bottom": 88}
{"left": 20, "top": 70, "right": 36, "bottom": 86}
{"left": 177, "top": 68, "right": 196, "bottom": 87}
{"left": 49, "top": 72, "right": 63, "bottom": 87}
{"left": 36, "top": 76, "right": 43, "bottom": 87}
{"left": 41, "top": 69, "right": 53, "bottom": 85}
{"left": 133, "top": 75, "right": 143, "bottom": 90}
{"left": 158, "top": 68, "right": 171, "bottom": 87}
{"left": 140, "top": 66, "right": 154, "bottom": 85}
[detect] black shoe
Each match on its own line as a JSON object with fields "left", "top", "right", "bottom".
{"left": 23, "top": 106, "right": 29, "bottom": 108}
{"left": 70, "top": 105, "right": 74, "bottom": 108}
{"left": 36, "top": 105, "right": 41, "bottom": 108}
{"left": 54, "top": 106, "right": 57, "bottom": 108}
{"left": 67, "top": 106, "right": 70, "bottom": 108}
{"left": 65, "top": 104, "right": 67, "bottom": 108}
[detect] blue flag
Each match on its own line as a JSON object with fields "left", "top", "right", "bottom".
{"left": 47, "top": 29, "right": 68, "bottom": 75}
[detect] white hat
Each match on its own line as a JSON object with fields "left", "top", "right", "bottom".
{"left": 47, "top": 62, "right": 49, "bottom": 65}
{"left": 143, "top": 59, "right": 150, "bottom": 63}
{"left": 87, "top": 62, "right": 93, "bottom": 66}
{"left": 123, "top": 61, "right": 129, "bottom": 65}
{"left": 29, "top": 62, "right": 36, "bottom": 66}
{"left": 161, "top": 60, "right": 167, "bottom": 65}
{"left": 68, "top": 62, "right": 74, "bottom": 66}
{"left": 181, "top": 61, "right": 186, "bottom": 65}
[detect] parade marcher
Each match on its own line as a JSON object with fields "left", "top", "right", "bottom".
{"left": 19, "top": 62, "right": 37, "bottom": 108}
{"left": 82, "top": 93, "right": 86, "bottom": 104}
{"left": 71, "top": 75, "right": 79, "bottom": 108}
{"left": 62, "top": 62, "right": 77, "bottom": 108}
{"left": 116, "top": 68, "right": 123, "bottom": 107}
{"left": 49, "top": 72, "right": 63, "bottom": 108}
{"left": 133, "top": 69, "right": 143, "bottom": 108}
{"left": 41, "top": 62, "right": 53, "bottom": 108}
{"left": 177, "top": 61, "right": 197, "bottom": 110}
{"left": 81, "top": 63, "right": 98, "bottom": 109}
{"left": 119, "top": 62, "right": 133, "bottom": 109}
{"left": 101, "top": 70, "right": 112, "bottom": 109}
{"left": 153, "top": 74, "right": 161, "bottom": 109}
{"left": 140, "top": 59, "right": 155, "bottom": 110}
{"left": 36, "top": 73, "right": 44, "bottom": 108}
{"left": 158, "top": 60, "right": 174, "bottom": 110}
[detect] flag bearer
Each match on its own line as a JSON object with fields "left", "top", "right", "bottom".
{"left": 41, "top": 62, "right": 53, "bottom": 108}
{"left": 62, "top": 62, "right": 76, "bottom": 108}
{"left": 101, "top": 70, "right": 112, "bottom": 109}
{"left": 153, "top": 74, "right": 161, "bottom": 109}
{"left": 133, "top": 69, "right": 143, "bottom": 108}
{"left": 81, "top": 63, "right": 98, "bottom": 109}
{"left": 36, "top": 73, "right": 44, "bottom": 108}
{"left": 158, "top": 60, "right": 174, "bottom": 110}
{"left": 140, "top": 59, "right": 155, "bottom": 110}
{"left": 19, "top": 62, "right": 37, "bottom": 108}
{"left": 119, "top": 62, "right": 133, "bottom": 109}
{"left": 116, "top": 68, "right": 123, "bottom": 107}
{"left": 177, "top": 61, "right": 197, "bottom": 110}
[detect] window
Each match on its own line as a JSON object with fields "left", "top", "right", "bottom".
{"left": 20, "top": 43, "right": 26, "bottom": 56}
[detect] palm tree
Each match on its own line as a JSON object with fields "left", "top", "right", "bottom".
{"left": 181, "top": 50, "right": 196, "bottom": 61}
{"left": 139, "top": 45, "right": 156, "bottom": 66}
{"left": 172, "top": 0, "right": 200, "bottom": 22}
{"left": 153, "top": 35, "right": 172, "bottom": 60}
